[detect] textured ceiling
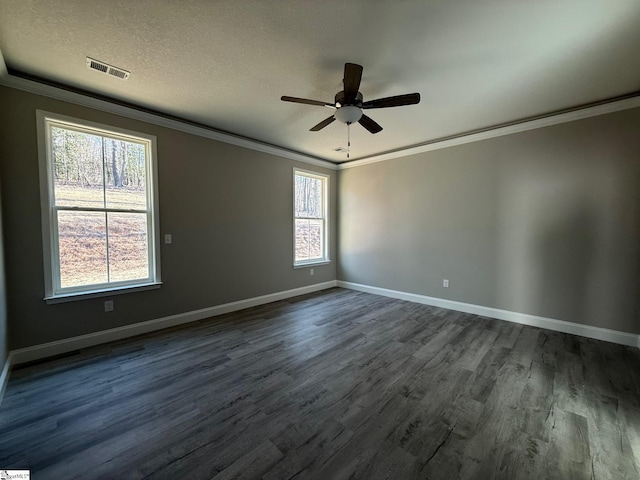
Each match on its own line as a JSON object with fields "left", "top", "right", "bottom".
{"left": 1, "top": 0, "right": 639, "bottom": 163}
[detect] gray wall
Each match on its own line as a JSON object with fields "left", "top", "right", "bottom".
{"left": 0, "top": 86, "right": 336, "bottom": 349}
{"left": 339, "top": 108, "right": 640, "bottom": 335}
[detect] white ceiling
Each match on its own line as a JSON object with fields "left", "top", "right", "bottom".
{"left": 1, "top": 0, "right": 639, "bottom": 163}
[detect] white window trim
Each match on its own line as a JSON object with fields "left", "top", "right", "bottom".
{"left": 293, "top": 168, "right": 330, "bottom": 267}
{"left": 36, "top": 110, "right": 161, "bottom": 302}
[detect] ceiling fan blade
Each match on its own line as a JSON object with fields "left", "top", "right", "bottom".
{"left": 281, "top": 96, "right": 332, "bottom": 107}
{"left": 358, "top": 114, "right": 383, "bottom": 134}
{"left": 343, "top": 63, "right": 363, "bottom": 102}
{"left": 362, "top": 93, "right": 421, "bottom": 109}
{"left": 310, "top": 116, "right": 336, "bottom": 131}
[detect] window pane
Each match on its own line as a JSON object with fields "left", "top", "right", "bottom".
{"left": 108, "top": 212, "right": 149, "bottom": 282}
{"left": 52, "top": 127, "right": 105, "bottom": 208}
{"left": 58, "top": 211, "right": 107, "bottom": 288}
{"left": 295, "top": 174, "right": 323, "bottom": 218}
{"left": 104, "top": 139, "right": 148, "bottom": 210}
{"left": 295, "top": 219, "right": 309, "bottom": 261}
{"left": 295, "top": 219, "right": 323, "bottom": 262}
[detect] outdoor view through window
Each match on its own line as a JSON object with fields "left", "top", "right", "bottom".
{"left": 294, "top": 170, "right": 327, "bottom": 264}
{"left": 44, "top": 118, "right": 155, "bottom": 295}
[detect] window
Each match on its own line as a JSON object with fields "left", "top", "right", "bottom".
{"left": 37, "top": 111, "right": 160, "bottom": 301}
{"left": 294, "top": 169, "right": 329, "bottom": 266}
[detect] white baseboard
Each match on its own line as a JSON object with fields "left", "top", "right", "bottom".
{"left": 10, "top": 281, "right": 337, "bottom": 366}
{"left": 337, "top": 281, "right": 640, "bottom": 348}
{"left": 7, "top": 278, "right": 637, "bottom": 372}
{"left": 0, "top": 351, "right": 13, "bottom": 407}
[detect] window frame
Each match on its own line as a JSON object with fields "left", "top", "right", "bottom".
{"left": 36, "top": 110, "right": 161, "bottom": 302}
{"left": 293, "top": 168, "right": 330, "bottom": 267}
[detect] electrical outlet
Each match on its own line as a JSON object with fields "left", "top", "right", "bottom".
{"left": 164, "top": 234, "right": 172, "bottom": 244}
{"left": 104, "top": 300, "right": 114, "bottom": 312}
{"left": 443, "top": 279, "right": 449, "bottom": 288}
{"left": 310, "top": 268, "right": 314, "bottom": 276}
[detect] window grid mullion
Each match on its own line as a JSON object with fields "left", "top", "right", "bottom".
{"left": 105, "top": 211, "right": 111, "bottom": 283}
{"left": 101, "top": 136, "right": 110, "bottom": 283}
{"left": 53, "top": 206, "right": 149, "bottom": 214}
{"left": 306, "top": 219, "right": 311, "bottom": 261}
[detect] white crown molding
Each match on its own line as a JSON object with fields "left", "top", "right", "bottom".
{"left": 2, "top": 48, "right": 639, "bottom": 173}
{"left": 338, "top": 95, "right": 640, "bottom": 169}
{"left": 9, "top": 281, "right": 337, "bottom": 365}
{"left": 338, "top": 281, "right": 640, "bottom": 348}
{"left": 0, "top": 64, "right": 336, "bottom": 172}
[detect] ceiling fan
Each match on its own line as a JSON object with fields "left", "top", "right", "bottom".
{"left": 281, "top": 62, "right": 421, "bottom": 134}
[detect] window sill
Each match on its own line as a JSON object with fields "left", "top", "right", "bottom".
{"left": 44, "top": 282, "right": 162, "bottom": 304}
{"left": 293, "top": 260, "right": 331, "bottom": 269}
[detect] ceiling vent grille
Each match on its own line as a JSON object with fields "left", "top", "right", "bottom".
{"left": 86, "top": 57, "right": 130, "bottom": 80}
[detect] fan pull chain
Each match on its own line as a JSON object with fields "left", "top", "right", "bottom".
{"left": 347, "top": 123, "right": 351, "bottom": 159}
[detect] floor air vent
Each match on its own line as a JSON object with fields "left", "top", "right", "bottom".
{"left": 86, "top": 57, "right": 130, "bottom": 80}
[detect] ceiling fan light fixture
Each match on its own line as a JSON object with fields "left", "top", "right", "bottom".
{"left": 335, "top": 105, "right": 362, "bottom": 125}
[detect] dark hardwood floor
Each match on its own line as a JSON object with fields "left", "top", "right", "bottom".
{"left": 1, "top": 288, "right": 640, "bottom": 479}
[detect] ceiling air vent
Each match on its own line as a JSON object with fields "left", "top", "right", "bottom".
{"left": 86, "top": 57, "right": 130, "bottom": 80}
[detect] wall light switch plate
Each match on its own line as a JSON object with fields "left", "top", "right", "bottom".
{"left": 164, "top": 234, "right": 172, "bottom": 244}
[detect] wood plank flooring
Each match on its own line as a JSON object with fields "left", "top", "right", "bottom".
{"left": 1, "top": 287, "right": 640, "bottom": 479}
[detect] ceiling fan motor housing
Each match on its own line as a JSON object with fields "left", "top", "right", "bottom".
{"left": 335, "top": 90, "right": 363, "bottom": 107}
